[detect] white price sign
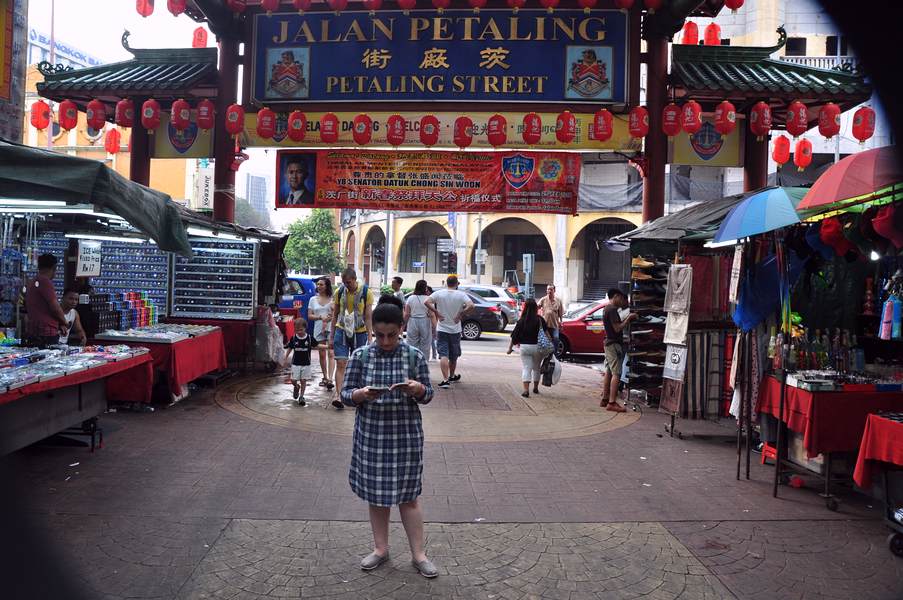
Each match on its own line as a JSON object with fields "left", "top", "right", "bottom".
{"left": 194, "top": 167, "right": 214, "bottom": 210}
{"left": 76, "top": 240, "right": 102, "bottom": 277}
{"left": 728, "top": 244, "right": 743, "bottom": 303}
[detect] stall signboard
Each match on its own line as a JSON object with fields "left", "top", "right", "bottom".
{"left": 275, "top": 149, "right": 580, "bottom": 213}
{"left": 670, "top": 116, "right": 743, "bottom": 168}
{"left": 241, "top": 110, "right": 639, "bottom": 151}
{"left": 76, "top": 240, "right": 102, "bottom": 278}
{"left": 193, "top": 167, "right": 214, "bottom": 211}
{"left": 250, "top": 9, "right": 629, "bottom": 106}
{"left": 0, "top": 0, "right": 27, "bottom": 141}
{"left": 151, "top": 112, "right": 215, "bottom": 159}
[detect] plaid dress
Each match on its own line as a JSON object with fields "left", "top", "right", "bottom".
{"left": 340, "top": 342, "right": 434, "bottom": 507}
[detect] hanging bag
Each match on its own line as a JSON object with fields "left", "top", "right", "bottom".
{"left": 537, "top": 327, "right": 555, "bottom": 356}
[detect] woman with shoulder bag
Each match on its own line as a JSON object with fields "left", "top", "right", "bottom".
{"left": 506, "top": 298, "right": 550, "bottom": 398}
{"left": 308, "top": 277, "right": 335, "bottom": 390}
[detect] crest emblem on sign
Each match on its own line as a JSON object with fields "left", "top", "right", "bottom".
{"left": 502, "top": 154, "right": 535, "bottom": 189}
{"left": 268, "top": 51, "right": 307, "bottom": 97}
{"left": 689, "top": 121, "right": 724, "bottom": 161}
{"left": 568, "top": 49, "right": 609, "bottom": 98}
{"left": 168, "top": 122, "right": 198, "bottom": 154}
{"left": 273, "top": 113, "right": 288, "bottom": 143}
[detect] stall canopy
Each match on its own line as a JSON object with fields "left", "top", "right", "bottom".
{"left": 612, "top": 193, "right": 747, "bottom": 243}
{"left": 0, "top": 138, "right": 192, "bottom": 256}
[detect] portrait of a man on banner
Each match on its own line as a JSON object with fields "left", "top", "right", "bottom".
{"left": 276, "top": 151, "right": 316, "bottom": 208}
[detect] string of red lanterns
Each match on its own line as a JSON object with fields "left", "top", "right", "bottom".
{"left": 352, "top": 113, "right": 373, "bottom": 145}
{"left": 794, "top": 139, "right": 813, "bottom": 171}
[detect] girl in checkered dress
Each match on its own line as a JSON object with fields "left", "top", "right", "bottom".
{"left": 340, "top": 297, "right": 438, "bottom": 578}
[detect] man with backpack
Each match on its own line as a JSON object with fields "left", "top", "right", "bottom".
{"left": 329, "top": 268, "right": 373, "bottom": 409}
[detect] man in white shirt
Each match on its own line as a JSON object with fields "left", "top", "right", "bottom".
{"left": 283, "top": 158, "right": 314, "bottom": 205}
{"left": 430, "top": 275, "right": 473, "bottom": 389}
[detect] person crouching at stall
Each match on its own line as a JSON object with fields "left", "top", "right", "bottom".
{"left": 284, "top": 317, "right": 316, "bottom": 406}
{"left": 340, "top": 296, "right": 438, "bottom": 578}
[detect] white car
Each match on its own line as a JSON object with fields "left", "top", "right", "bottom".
{"left": 459, "top": 284, "right": 520, "bottom": 328}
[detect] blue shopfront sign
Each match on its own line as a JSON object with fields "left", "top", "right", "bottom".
{"left": 250, "top": 9, "right": 628, "bottom": 105}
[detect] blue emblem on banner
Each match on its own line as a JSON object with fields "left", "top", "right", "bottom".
{"left": 502, "top": 154, "right": 535, "bottom": 189}
{"left": 690, "top": 122, "right": 724, "bottom": 161}
{"left": 168, "top": 122, "right": 198, "bottom": 154}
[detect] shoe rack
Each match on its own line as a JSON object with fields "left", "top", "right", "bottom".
{"left": 627, "top": 255, "right": 668, "bottom": 406}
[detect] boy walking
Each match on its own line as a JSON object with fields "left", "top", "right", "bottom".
{"left": 284, "top": 317, "right": 316, "bottom": 406}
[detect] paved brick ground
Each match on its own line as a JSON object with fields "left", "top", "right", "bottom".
{"left": 3, "top": 350, "right": 901, "bottom": 599}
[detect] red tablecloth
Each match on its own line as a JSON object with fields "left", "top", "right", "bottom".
{"left": 163, "top": 318, "right": 254, "bottom": 361}
{"left": 277, "top": 318, "right": 295, "bottom": 343}
{"left": 0, "top": 353, "right": 154, "bottom": 406}
{"left": 115, "top": 330, "right": 227, "bottom": 396}
{"left": 757, "top": 375, "right": 903, "bottom": 457}
{"left": 854, "top": 414, "right": 903, "bottom": 488}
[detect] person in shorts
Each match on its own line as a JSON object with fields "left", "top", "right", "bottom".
{"left": 329, "top": 268, "right": 373, "bottom": 409}
{"left": 601, "top": 288, "right": 636, "bottom": 413}
{"left": 284, "top": 317, "right": 316, "bottom": 406}
{"left": 430, "top": 276, "right": 474, "bottom": 389}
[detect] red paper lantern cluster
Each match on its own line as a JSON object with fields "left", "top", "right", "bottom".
{"left": 614, "top": 0, "right": 634, "bottom": 8}
{"left": 749, "top": 101, "right": 772, "bottom": 140}
{"left": 192, "top": 27, "right": 208, "bottom": 48}
{"left": 794, "top": 139, "right": 813, "bottom": 171}
{"left": 644, "top": 0, "right": 662, "bottom": 13}
{"left": 432, "top": 0, "right": 451, "bottom": 12}
{"left": 487, "top": 114, "right": 507, "bottom": 147}
{"left": 257, "top": 107, "right": 277, "bottom": 139}
{"left": 704, "top": 23, "right": 721, "bottom": 46}
{"left": 226, "top": 0, "right": 246, "bottom": 12}
{"left": 115, "top": 99, "right": 134, "bottom": 128}
{"left": 521, "top": 113, "right": 541, "bottom": 145}
{"left": 86, "top": 99, "right": 106, "bottom": 130}
{"left": 681, "top": 100, "right": 702, "bottom": 135}
{"left": 539, "top": 0, "right": 560, "bottom": 13}
{"left": 577, "top": 0, "right": 597, "bottom": 14}
{"left": 320, "top": 113, "right": 339, "bottom": 143}
{"left": 59, "top": 100, "right": 78, "bottom": 131}
{"left": 556, "top": 110, "right": 576, "bottom": 143}
{"left": 293, "top": 0, "right": 313, "bottom": 12}
{"left": 772, "top": 135, "right": 790, "bottom": 167}
{"left": 105, "top": 129, "right": 122, "bottom": 155}
{"left": 662, "top": 103, "right": 681, "bottom": 137}
{"left": 288, "top": 110, "right": 307, "bottom": 142}
{"left": 682, "top": 21, "right": 698, "bottom": 45}
{"left": 468, "top": 0, "right": 487, "bottom": 11}
{"left": 506, "top": 0, "right": 525, "bottom": 13}
{"left": 818, "top": 102, "right": 841, "bottom": 139}
{"left": 628, "top": 106, "right": 649, "bottom": 138}
{"left": 141, "top": 99, "right": 161, "bottom": 133}
{"left": 386, "top": 114, "right": 407, "bottom": 146}
{"left": 351, "top": 113, "right": 373, "bottom": 145}
{"left": 30, "top": 101, "right": 51, "bottom": 131}
{"left": 196, "top": 99, "right": 215, "bottom": 131}
{"left": 327, "top": 0, "right": 349, "bottom": 13}
{"left": 593, "top": 109, "right": 613, "bottom": 142}
{"left": 363, "top": 0, "right": 382, "bottom": 14}
{"left": 714, "top": 100, "right": 737, "bottom": 136}
{"left": 454, "top": 116, "right": 473, "bottom": 148}
{"left": 852, "top": 106, "right": 876, "bottom": 143}
{"left": 785, "top": 100, "right": 808, "bottom": 137}
{"left": 725, "top": 0, "right": 744, "bottom": 12}
{"left": 136, "top": 0, "right": 154, "bottom": 18}
{"left": 171, "top": 98, "right": 191, "bottom": 132}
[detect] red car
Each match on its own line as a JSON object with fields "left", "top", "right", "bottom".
{"left": 556, "top": 300, "right": 609, "bottom": 358}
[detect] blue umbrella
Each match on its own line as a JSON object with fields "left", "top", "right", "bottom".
{"left": 713, "top": 187, "right": 805, "bottom": 243}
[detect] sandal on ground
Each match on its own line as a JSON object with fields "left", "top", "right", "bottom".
{"left": 325, "top": 381, "right": 335, "bottom": 390}
{"left": 606, "top": 403, "right": 627, "bottom": 413}
{"left": 521, "top": 391, "right": 529, "bottom": 398}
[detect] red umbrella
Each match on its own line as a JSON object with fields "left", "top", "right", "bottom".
{"left": 798, "top": 146, "right": 902, "bottom": 209}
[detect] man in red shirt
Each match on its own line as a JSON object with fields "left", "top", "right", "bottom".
{"left": 25, "top": 254, "right": 69, "bottom": 347}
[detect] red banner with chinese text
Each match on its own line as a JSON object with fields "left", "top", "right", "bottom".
{"left": 309, "top": 150, "right": 580, "bottom": 214}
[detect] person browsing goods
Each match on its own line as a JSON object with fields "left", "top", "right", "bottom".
{"left": 430, "top": 276, "right": 474, "bottom": 389}
{"left": 601, "top": 288, "right": 636, "bottom": 413}
{"left": 24, "top": 254, "right": 70, "bottom": 347}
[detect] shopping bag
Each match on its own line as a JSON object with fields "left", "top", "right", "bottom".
{"left": 537, "top": 328, "right": 555, "bottom": 356}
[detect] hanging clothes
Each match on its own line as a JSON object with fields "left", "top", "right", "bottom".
{"left": 664, "top": 265, "right": 693, "bottom": 314}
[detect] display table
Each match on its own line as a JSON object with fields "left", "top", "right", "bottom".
{"left": 854, "top": 414, "right": 903, "bottom": 489}
{"left": 111, "top": 330, "right": 227, "bottom": 397}
{"left": 163, "top": 318, "right": 253, "bottom": 362}
{"left": 757, "top": 375, "right": 903, "bottom": 458}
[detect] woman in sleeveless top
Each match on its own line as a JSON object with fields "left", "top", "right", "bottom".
{"left": 404, "top": 280, "right": 439, "bottom": 360}
{"left": 308, "top": 277, "right": 335, "bottom": 389}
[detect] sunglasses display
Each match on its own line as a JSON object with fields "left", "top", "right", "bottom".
{"left": 170, "top": 238, "right": 258, "bottom": 320}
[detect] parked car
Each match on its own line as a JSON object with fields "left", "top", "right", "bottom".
{"left": 556, "top": 300, "right": 609, "bottom": 358}
{"left": 459, "top": 284, "right": 519, "bottom": 327}
{"left": 407, "top": 290, "right": 504, "bottom": 341}
{"left": 278, "top": 275, "right": 323, "bottom": 333}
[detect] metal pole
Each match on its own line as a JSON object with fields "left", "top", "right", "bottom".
{"left": 475, "top": 213, "right": 483, "bottom": 284}
{"left": 834, "top": 36, "right": 842, "bottom": 164}
{"left": 47, "top": 0, "right": 56, "bottom": 151}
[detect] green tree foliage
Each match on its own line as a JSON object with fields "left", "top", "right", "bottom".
{"left": 284, "top": 209, "right": 343, "bottom": 274}
{"left": 233, "top": 197, "right": 272, "bottom": 230}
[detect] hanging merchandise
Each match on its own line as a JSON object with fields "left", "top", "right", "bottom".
{"left": 714, "top": 100, "right": 737, "bottom": 135}
{"left": 539, "top": 0, "right": 560, "bottom": 13}
{"left": 577, "top": 0, "right": 597, "bottom": 13}
{"left": 704, "top": 22, "right": 721, "bottom": 46}
{"left": 628, "top": 106, "right": 649, "bottom": 138}
{"left": 879, "top": 297, "right": 894, "bottom": 340}
{"left": 555, "top": 110, "right": 576, "bottom": 143}
{"left": 196, "top": 99, "right": 215, "bottom": 131}
{"left": 681, "top": 100, "right": 702, "bottom": 135}
{"left": 662, "top": 344, "right": 688, "bottom": 381}
{"left": 287, "top": 110, "right": 307, "bottom": 142}
{"left": 293, "top": 0, "right": 312, "bottom": 11}
{"left": 419, "top": 115, "right": 440, "bottom": 146}
{"left": 662, "top": 103, "right": 681, "bottom": 137}
{"left": 86, "top": 99, "right": 107, "bottom": 130}
{"left": 225, "top": 103, "right": 245, "bottom": 137}
{"left": 352, "top": 113, "right": 373, "bottom": 145}
{"left": 818, "top": 103, "right": 841, "bottom": 139}
{"left": 136, "top": 0, "right": 154, "bottom": 18}
{"left": 593, "top": 109, "right": 613, "bottom": 142}
{"left": 168, "top": 0, "right": 187, "bottom": 15}
{"left": 785, "top": 100, "right": 808, "bottom": 138}
{"left": 749, "top": 101, "right": 772, "bottom": 141}
{"left": 453, "top": 116, "right": 473, "bottom": 148}
{"left": 872, "top": 204, "right": 903, "bottom": 249}
{"left": 261, "top": 0, "right": 280, "bottom": 14}
{"left": 115, "top": 99, "right": 134, "bottom": 128}
{"left": 681, "top": 21, "right": 698, "bottom": 45}
{"left": 487, "top": 114, "right": 507, "bottom": 147}
{"left": 30, "top": 101, "right": 51, "bottom": 131}
{"left": 170, "top": 98, "right": 191, "bottom": 132}
{"left": 363, "top": 0, "right": 382, "bottom": 14}
{"left": 522, "top": 113, "right": 542, "bottom": 145}
{"left": 320, "top": 112, "right": 339, "bottom": 143}
{"left": 192, "top": 27, "right": 208, "bottom": 48}
{"left": 793, "top": 138, "right": 813, "bottom": 171}
{"left": 614, "top": 0, "right": 634, "bottom": 8}
{"left": 386, "top": 114, "right": 407, "bottom": 146}
{"left": 256, "top": 107, "right": 277, "bottom": 139}
{"left": 852, "top": 106, "right": 876, "bottom": 144}
{"left": 664, "top": 264, "right": 693, "bottom": 315}
{"left": 772, "top": 135, "right": 790, "bottom": 167}
{"left": 664, "top": 313, "right": 689, "bottom": 346}
{"left": 105, "top": 129, "right": 122, "bottom": 154}
{"left": 59, "top": 99, "right": 78, "bottom": 131}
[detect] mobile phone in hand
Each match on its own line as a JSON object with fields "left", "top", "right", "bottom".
{"left": 368, "top": 386, "right": 390, "bottom": 394}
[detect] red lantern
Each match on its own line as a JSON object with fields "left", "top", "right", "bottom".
{"left": 725, "top": 0, "right": 744, "bottom": 12}
{"left": 714, "top": 100, "right": 737, "bottom": 136}
{"left": 287, "top": 110, "right": 307, "bottom": 142}
{"left": 432, "top": 0, "right": 450, "bottom": 11}
{"left": 351, "top": 114, "right": 373, "bottom": 145}
{"left": 226, "top": 0, "right": 246, "bottom": 12}
{"left": 682, "top": 21, "right": 698, "bottom": 45}
{"left": 818, "top": 103, "right": 841, "bottom": 139}
{"left": 628, "top": 106, "right": 649, "bottom": 138}
{"left": 386, "top": 114, "right": 407, "bottom": 146}
{"left": 58, "top": 100, "right": 78, "bottom": 131}
{"left": 785, "top": 100, "right": 808, "bottom": 138}
{"left": 556, "top": 111, "right": 576, "bottom": 144}
{"left": 105, "top": 129, "right": 121, "bottom": 155}
{"left": 772, "top": 135, "right": 790, "bottom": 167}
{"left": 661, "top": 103, "right": 681, "bottom": 138}
{"left": 593, "top": 109, "right": 613, "bottom": 142}
{"left": 327, "top": 0, "right": 348, "bottom": 12}
{"left": 852, "top": 106, "right": 876, "bottom": 144}
{"left": 362, "top": 0, "right": 382, "bottom": 14}
{"left": 644, "top": 0, "right": 662, "bottom": 13}
{"left": 320, "top": 112, "right": 339, "bottom": 143}
{"left": 257, "top": 107, "right": 276, "bottom": 139}
{"left": 224, "top": 103, "right": 245, "bottom": 137}
{"left": 86, "top": 99, "right": 106, "bottom": 130}
{"left": 704, "top": 23, "right": 721, "bottom": 46}
{"left": 614, "top": 0, "right": 634, "bottom": 8}
{"left": 749, "top": 101, "right": 772, "bottom": 140}
{"left": 453, "top": 116, "right": 473, "bottom": 149}
{"left": 141, "top": 99, "right": 161, "bottom": 132}
{"left": 398, "top": 0, "right": 416, "bottom": 12}
{"left": 30, "top": 101, "right": 51, "bottom": 131}
{"left": 419, "top": 115, "right": 440, "bottom": 147}
{"left": 170, "top": 98, "right": 191, "bottom": 132}
{"left": 167, "top": 0, "right": 186, "bottom": 16}
{"left": 540, "top": 0, "right": 560, "bottom": 13}
{"left": 190, "top": 27, "right": 208, "bottom": 48}
{"left": 794, "top": 139, "right": 813, "bottom": 172}
{"left": 506, "top": 0, "right": 526, "bottom": 12}
{"left": 114, "top": 99, "right": 134, "bottom": 129}
{"left": 468, "top": 0, "right": 487, "bottom": 11}
{"left": 681, "top": 100, "right": 702, "bottom": 135}
{"left": 577, "top": 0, "right": 597, "bottom": 13}
{"left": 292, "top": 0, "right": 312, "bottom": 11}
{"left": 487, "top": 114, "right": 507, "bottom": 147}
{"left": 136, "top": 0, "right": 154, "bottom": 18}
{"left": 261, "top": 0, "right": 280, "bottom": 14}
{"left": 522, "top": 113, "right": 542, "bottom": 145}
{"left": 196, "top": 99, "right": 215, "bottom": 131}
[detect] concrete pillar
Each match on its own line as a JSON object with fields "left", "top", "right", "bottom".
{"left": 642, "top": 35, "right": 668, "bottom": 223}
{"left": 744, "top": 125, "right": 769, "bottom": 192}
{"left": 129, "top": 114, "right": 151, "bottom": 186}
{"left": 354, "top": 210, "right": 363, "bottom": 277}
{"left": 213, "top": 37, "right": 239, "bottom": 223}
{"left": 553, "top": 215, "right": 569, "bottom": 305}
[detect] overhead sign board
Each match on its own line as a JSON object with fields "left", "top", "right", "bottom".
{"left": 251, "top": 9, "right": 629, "bottom": 105}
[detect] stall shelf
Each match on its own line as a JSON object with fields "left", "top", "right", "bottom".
{"left": 170, "top": 238, "right": 258, "bottom": 321}
{"left": 92, "top": 241, "right": 169, "bottom": 315}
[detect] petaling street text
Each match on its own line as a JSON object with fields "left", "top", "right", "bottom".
{"left": 325, "top": 74, "right": 549, "bottom": 95}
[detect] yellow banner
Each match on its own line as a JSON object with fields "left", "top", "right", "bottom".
{"left": 670, "top": 115, "right": 743, "bottom": 168}
{"left": 0, "top": 0, "right": 11, "bottom": 101}
{"left": 150, "top": 111, "right": 215, "bottom": 159}
{"left": 242, "top": 110, "right": 639, "bottom": 151}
